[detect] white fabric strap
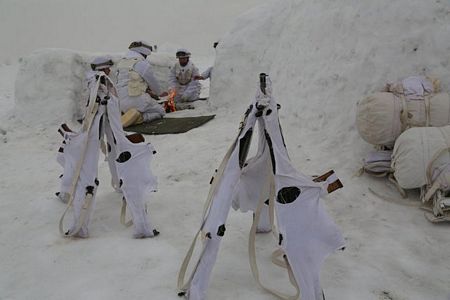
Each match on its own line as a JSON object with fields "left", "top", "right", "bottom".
{"left": 120, "top": 198, "right": 133, "bottom": 227}
{"left": 248, "top": 170, "right": 300, "bottom": 300}
{"left": 325, "top": 173, "right": 338, "bottom": 185}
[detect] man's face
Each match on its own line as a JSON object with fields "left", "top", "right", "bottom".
{"left": 104, "top": 68, "right": 111, "bottom": 75}
{"left": 179, "top": 57, "right": 189, "bottom": 66}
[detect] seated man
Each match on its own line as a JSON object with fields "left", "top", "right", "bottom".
{"left": 116, "top": 41, "right": 167, "bottom": 127}
{"left": 167, "top": 48, "right": 201, "bottom": 110}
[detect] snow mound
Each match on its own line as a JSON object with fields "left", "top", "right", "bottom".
{"left": 15, "top": 49, "right": 86, "bottom": 127}
{"left": 15, "top": 49, "right": 175, "bottom": 127}
{"left": 211, "top": 0, "right": 450, "bottom": 165}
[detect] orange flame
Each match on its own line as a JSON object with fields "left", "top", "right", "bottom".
{"left": 164, "top": 89, "right": 177, "bottom": 113}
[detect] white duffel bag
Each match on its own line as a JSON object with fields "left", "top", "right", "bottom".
{"left": 391, "top": 125, "right": 450, "bottom": 189}
{"left": 356, "top": 92, "right": 450, "bottom": 147}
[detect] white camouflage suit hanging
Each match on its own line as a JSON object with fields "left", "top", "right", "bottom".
{"left": 178, "top": 76, "right": 344, "bottom": 300}
{"left": 57, "top": 72, "right": 159, "bottom": 238}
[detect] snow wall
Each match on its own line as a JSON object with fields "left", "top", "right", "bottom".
{"left": 209, "top": 0, "right": 450, "bottom": 165}
{"left": 15, "top": 49, "right": 174, "bottom": 127}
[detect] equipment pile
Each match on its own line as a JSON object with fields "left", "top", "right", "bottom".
{"left": 356, "top": 75, "right": 450, "bottom": 222}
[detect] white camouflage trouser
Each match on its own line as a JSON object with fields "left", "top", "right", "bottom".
{"left": 118, "top": 89, "right": 165, "bottom": 122}
{"left": 174, "top": 80, "right": 201, "bottom": 103}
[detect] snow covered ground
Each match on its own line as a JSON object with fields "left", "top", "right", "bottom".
{"left": 1, "top": 0, "right": 450, "bottom": 300}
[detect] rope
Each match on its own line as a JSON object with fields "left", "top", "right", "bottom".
{"left": 387, "top": 174, "right": 407, "bottom": 198}
{"left": 399, "top": 94, "right": 410, "bottom": 132}
{"left": 424, "top": 95, "right": 431, "bottom": 127}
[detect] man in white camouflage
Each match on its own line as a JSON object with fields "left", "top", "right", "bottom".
{"left": 168, "top": 48, "right": 201, "bottom": 109}
{"left": 116, "top": 41, "right": 167, "bottom": 127}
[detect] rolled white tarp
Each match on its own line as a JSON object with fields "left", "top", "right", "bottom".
{"left": 356, "top": 92, "right": 450, "bottom": 147}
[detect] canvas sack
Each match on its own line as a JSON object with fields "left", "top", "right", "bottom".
{"left": 357, "top": 92, "right": 450, "bottom": 146}
{"left": 391, "top": 125, "right": 450, "bottom": 189}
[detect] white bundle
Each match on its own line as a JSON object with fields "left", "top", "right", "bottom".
{"left": 391, "top": 125, "right": 450, "bottom": 189}
{"left": 356, "top": 92, "right": 402, "bottom": 147}
{"left": 357, "top": 92, "right": 450, "bottom": 146}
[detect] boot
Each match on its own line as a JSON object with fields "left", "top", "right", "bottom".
{"left": 121, "top": 108, "right": 144, "bottom": 127}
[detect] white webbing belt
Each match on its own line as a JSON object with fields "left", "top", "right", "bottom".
{"left": 120, "top": 198, "right": 133, "bottom": 227}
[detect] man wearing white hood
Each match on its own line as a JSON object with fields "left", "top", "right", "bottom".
{"left": 87, "top": 56, "right": 114, "bottom": 86}
{"left": 168, "top": 48, "right": 201, "bottom": 108}
{"left": 76, "top": 56, "right": 115, "bottom": 123}
{"left": 116, "top": 41, "right": 167, "bottom": 127}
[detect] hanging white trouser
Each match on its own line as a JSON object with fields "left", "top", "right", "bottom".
{"left": 261, "top": 87, "right": 345, "bottom": 300}
{"left": 178, "top": 103, "right": 257, "bottom": 299}
{"left": 178, "top": 76, "right": 345, "bottom": 300}
{"left": 106, "top": 91, "right": 159, "bottom": 237}
{"left": 58, "top": 73, "right": 158, "bottom": 238}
